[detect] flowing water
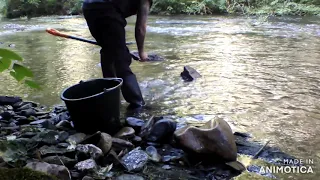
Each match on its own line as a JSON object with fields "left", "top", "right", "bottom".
{"left": 0, "top": 15, "right": 320, "bottom": 179}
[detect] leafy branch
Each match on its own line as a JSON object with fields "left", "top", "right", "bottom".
{"left": 0, "top": 48, "right": 40, "bottom": 89}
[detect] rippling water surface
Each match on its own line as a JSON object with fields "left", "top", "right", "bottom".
{"left": 0, "top": 15, "right": 319, "bottom": 179}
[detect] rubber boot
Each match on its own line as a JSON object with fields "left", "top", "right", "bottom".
{"left": 121, "top": 74, "right": 145, "bottom": 109}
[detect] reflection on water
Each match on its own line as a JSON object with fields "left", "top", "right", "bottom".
{"left": 1, "top": 15, "right": 320, "bottom": 179}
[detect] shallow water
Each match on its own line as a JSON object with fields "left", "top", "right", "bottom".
{"left": 0, "top": 15, "right": 320, "bottom": 179}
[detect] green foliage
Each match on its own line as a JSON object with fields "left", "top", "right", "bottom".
{"left": 3, "top": 0, "right": 83, "bottom": 19}
{"left": 0, "top": 48, "right": 41, "bottom": 89}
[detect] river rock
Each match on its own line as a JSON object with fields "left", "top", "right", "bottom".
{"left": 42, "top": 156, "right": 77, "bottom": 168}
{"left": 0, "top": 111, "right": 14, "bottom": 120}
{"left": 75, "top": 159, "right": 98, "bottom": 173}
{"left": 76, "top": 144, "right": 103, "bottom": 161}
{"left": 56, "top": 120, "right": 73, "bottom": 130}
{"left": 38, "top": 145, "right": 74, "bottom": 156}
{"left": 32, "top": 130, "right": 69, "bottom": 145}
{"left": 162, "top": 165, "right": 171, "bottom": 170}
{"left": 147, "top": 119, "right": 177, "bottom": 143}
{"left": 0, "top": 96, "right": 22, "bottom": 106}
{"left": 17, "top": 108, "right": 36, "bottom": 117}
{"left": 112, "top": 138, "right": 134, "bottom": 152}
{"left": 97, "top": 132, "right": 112, "bottom": 155}
{"left": 132, "top": 136, "right": 142, "bottom": 145}
{"left": 145, "top": 146, "right": 161, "bottom": 162}
{"left": 116, "top": 174, "right": 145, "bottom": 180}
{"left": 67, "top": 133, "right": 86, "bottom": 144}
{"left": 121, "top": 147, "right": 149, "bottom": 172}
{"left": 139, "top": 116, "right": 156, "bottom": 139}
{"left": 79, "top": 131, "right": 112, "bottom": 155}
{"left": 126, "top": 117, "right": 145, "bottom": 133}
{"left": 82, "top": 176, "right": 95, "bottom": 180}
{"left": 131, "top": 51, "right": 164, "bottom": 61}
{"left": 114, "top": 127, "right": 135, "bottom": 139}
{"left": 174, "top": 118, "right": 237, "bottom": 163}
{"left": 180, "top": 66, "right": 201, "bottom": 81}
{"left": 30, "top": 119, "right": 56, "bottom": 129}
{"left": 25, "top": 162, "right": 70, "bottom": 180}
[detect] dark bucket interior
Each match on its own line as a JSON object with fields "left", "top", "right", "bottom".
{"left": 60, "top": 78, "right": 123, "bottom": 135}
{"left": 61, "top": 78, "right": 122, "bottom": 100}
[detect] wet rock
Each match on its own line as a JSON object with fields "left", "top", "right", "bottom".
{"left": 147, "top": 119, "right": 176, "bottom": 143}
{"left": 38, "top": 145, "right": 73, "bottom": 156}
{"left": 132, "top": 136, "right": 142, "bottom": 145}
{"left": 70, "top": 170, "right": 81, "bottom": 179}
{"left": 66, "top": 133, "right": 86, "bottom": 144}
{"left": 139, "top": 116, "right": 156, "bottom": 139}
{"left": 162, "top": 165, "right": 171, "bottom": 170}
{"left": 79, "top": 131, "right": 112, "bottom": 155}
{"left": 57, "top": 143, "right": 70, "bottom": 148}
{"left": 226, "top": 161, "right": 246, "bottom": 173}
{"left": 116, "top": 174, "right": 145, "bottom": 180}
{"left": 121, "top": 147, "right": 149, "bottom": 172}
{"left": 76, "top": 144, "right": 103, "bottom": 161}
{"left": 174, "top": 118, "right": 237, "bottom": 163}
{"left": 126, "top": 117, "right": 145, "bottom": 133}
{"left": 20, "top": 132, "right": 37, "bottom": 138}
{"left": 8, "top": 44, "right": 16, "bottom": 48}
{"left": 131, "top": 51, "right": 164, "bottom": 61}
{"left": 161, "top": 155, "right": 182, "bottom": 163}
{"left": 97, "top": 132, "right": 112, "bottom": 155}
{"left": 32, "top": 130, "right": 69, "bottom": 145}
{"left": 30, "top": 119, "right": 56, "bottom": 129}
{"left": 17, "top": 108, "right": 37, "bottom": 117}
{"left": 0, "top": 96, "right": 22, "bottom": 106}
{"left": 75, "top": 159, "right": 98, "bottom": 173}
{"left": 103, "top": 149, "right": 122, "bottom": 166}
{"left": 234, "top": 132, "right": 252, "bottom": 138}
{"left": 0, "top": 111, "right": 14, "bottom": 120}
{"left": 114, "top": 127, "right": 135, "bottom": 139}
{"left": 146, "top": 146, "right": 161, "bottom": 162}
{"left": 42, "top": 156, "right": 77, "bottom": 168}
{"left": 50, "top": 111, "right": 69, "bottom": 124}
{"left": 25, "top": 161, "right": 70, "bottom": 180}
{"left": 15, "top": 116, "right": 31, "bottom": 126}
{"left": 180, "top": 65, "right": 201, "bottom": 81}
{"left": 56, "top": 120, "right": 73, "bottom": 130}
{"left": 82, "top": 176, "right": 95, "bottom": 180}
{"left": 112, "top": 137, "right": 134, "bottom": 152}
{"left": 247, "top": 165, "right": 276, "bottom": 179}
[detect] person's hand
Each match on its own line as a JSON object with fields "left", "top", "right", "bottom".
{"left": 139, "top": 52, "right": 149, "bottom": 62}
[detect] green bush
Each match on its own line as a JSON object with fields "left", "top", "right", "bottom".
{"left": 0, "top": 48, "right": 40, "bottom": 89}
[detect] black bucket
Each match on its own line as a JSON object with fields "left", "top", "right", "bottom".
{"left": 61, "top": 78, "right": 123, "bottom": 135}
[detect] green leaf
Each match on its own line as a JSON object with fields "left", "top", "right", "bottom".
{"left": 0, "top": 58, "right": 12, "bottom": 70}
{"left": 12, "top": 63, "right": 34, "bottom": 78}
{"left": 9, "top": 71, "right": 25, "bottom": 82}
{"left": 24, "top": 80, "right": 41, "bottom": 89}
{"left": 0, "top": 48, "right": 23, "bottom": 61}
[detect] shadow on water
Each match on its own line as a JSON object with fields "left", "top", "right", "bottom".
{"left": 0, "top": 15, "right": 320, "bottom": 179}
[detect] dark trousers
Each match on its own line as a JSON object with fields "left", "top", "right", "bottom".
{"left": 82, "top": 2, "right": 145, "bottom": 107}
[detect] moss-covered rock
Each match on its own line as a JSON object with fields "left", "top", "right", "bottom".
{"left": 0, "top": 167, "right": 58, "bottom": 180}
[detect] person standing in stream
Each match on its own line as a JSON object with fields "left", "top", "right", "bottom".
{"left": 82, "top": 0, "right": 152, "bottom": 109}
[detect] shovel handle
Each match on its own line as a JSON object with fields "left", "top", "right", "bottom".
{"left": 46, "top": 28, "right": 69, "bottom": 38}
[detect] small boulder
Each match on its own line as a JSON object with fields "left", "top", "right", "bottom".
{"left": 180, "top": 66, "right": 201, "bottom": 81}
{"left": 0, "top": 96, "right": 22, "bottom": 106}
{"left": 147, "top": 119, "right": 177, "bottom": 143}
{"left": 121, "top": 147, "right": 149, "bottom": 172}
{"left": 126, "top": 117, "right": 145, "bottom": 133}
{"left": 114, "top": 127, "right": 135, "bottom": 139}
{"left": 32, "top": 130, "right": 69, "bottom": 145}
{"left": 42, "top": 156, "right": 77, "bottom": 168}
{"left": 112, "top": 138, "right": 134, "bottom": 152}
{"left": 145, "top": 146, "right": 161, "bottom": 162}
{"left": 75, "top": 159, "right": 98, "bottom": 173}
{"left": 76, "top": 144, "right": 103, "bottom": 161}
{"left": 25, "top": 162, "right": 70, "bottom": 180}
{"left": 66, "top": 133, "right": 86, "bottom": 144}
{"left": 79, "top": 131, "right": 112, "bottom": 155}
{"left": 174, "top": 118, "right": 237, "bottom": 163}
{"left": 30, "top": 119, "right": 56, "bottom": 129}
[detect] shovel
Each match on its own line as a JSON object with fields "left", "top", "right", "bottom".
{"left": 46, "top": 28, "right": 142, "bottom": 60}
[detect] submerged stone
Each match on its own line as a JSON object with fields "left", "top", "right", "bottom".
{"left": 180, "top": 66, "right": 201, "bottom": 81}
{"left": 114, "top": 127, "right": 135, "bottom": 139}
{"left": 126, "top": 117, "right": 145, "bottom": 133}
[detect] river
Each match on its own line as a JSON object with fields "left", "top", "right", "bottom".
{"left": 0, "top": 15, "right": 320, "bottom": 179}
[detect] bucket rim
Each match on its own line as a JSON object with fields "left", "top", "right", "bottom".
{"left": 60, "top": 78, "right": 123, "bottom": 102}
